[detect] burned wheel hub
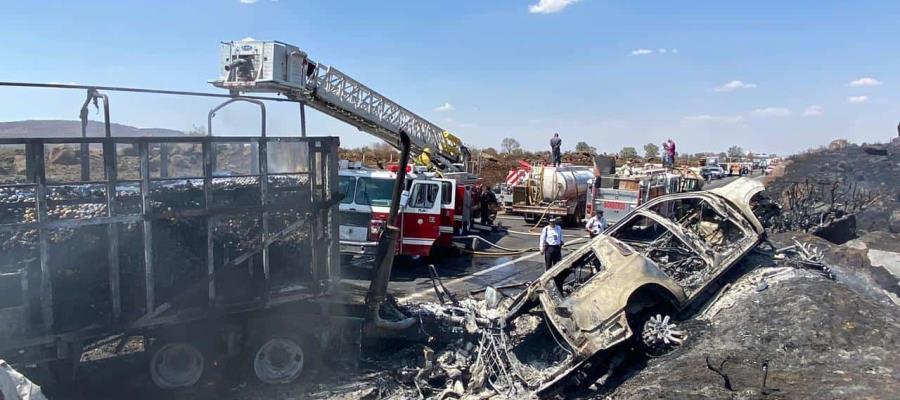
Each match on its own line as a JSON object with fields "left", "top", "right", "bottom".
{"left": 253, "top": 338, "right": 305, "bottom": 384}
{"left": 641, "top": 314, "right": 686, "bottom": 355}
{"left": 149, "top": 342, "right": 205, "bottom": 389}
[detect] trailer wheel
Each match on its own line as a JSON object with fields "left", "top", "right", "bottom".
{"left": 249, "top": 333, "right": 311, "bottom": 384}
{"left": 149, "top": 342, "right": 206, "bottom": 389}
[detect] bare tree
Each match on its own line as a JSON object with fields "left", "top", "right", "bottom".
{"left": 501, "top": 137, "right": 521, "bottom": 154}
{"left": 727, "top": 145, "right": 745, "bottom": 158}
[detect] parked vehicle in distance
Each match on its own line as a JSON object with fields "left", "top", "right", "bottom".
{"left": 701, "top": 165, "right": 724, "bottom": 180}
{"left": 587, "top": 168, "right": 704, "bottom": 225}
{"left": 511, "top": 164, "right": 593, "bottom": 226}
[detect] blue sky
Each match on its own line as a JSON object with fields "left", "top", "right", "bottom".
{"left": 2, "top": 0, "right": 899, "bottom": 155}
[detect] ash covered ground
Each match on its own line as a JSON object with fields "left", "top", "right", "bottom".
{"left": 294, "top": 143, "right": 900, "bottom": 400}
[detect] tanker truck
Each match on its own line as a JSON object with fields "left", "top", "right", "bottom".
{"left": 510, "top": 164, "right": 593, "bottom": 225}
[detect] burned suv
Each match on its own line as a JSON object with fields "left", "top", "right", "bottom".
{"left": 503, "top": 178, "right": 767, "bottom": 395}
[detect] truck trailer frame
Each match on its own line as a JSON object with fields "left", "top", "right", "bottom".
{"left": 0, "top": 83, "right": 358, "bottom": 389}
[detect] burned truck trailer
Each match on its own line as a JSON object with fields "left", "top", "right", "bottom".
{"left": 0, "top": 85, "right": 360, "bottom": 389}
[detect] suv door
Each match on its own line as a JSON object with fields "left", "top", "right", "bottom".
{"left": 400, "top": 180, "right": 442, "bottom": 256}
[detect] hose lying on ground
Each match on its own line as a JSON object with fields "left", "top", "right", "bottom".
{"left": 457, "top": 235, "right": 591, "bottom": 256}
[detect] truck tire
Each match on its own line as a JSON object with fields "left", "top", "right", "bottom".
{"left": 149, "top": 341, "right": 207, "bottom": 389}
{"left": 247, "top": 328, "right": 316, "bottom": 385}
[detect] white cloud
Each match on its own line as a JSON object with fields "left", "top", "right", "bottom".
{"left": 847, "top": 95, "right": 868, "bottom": 104}
{"left": 683, "top": 115, "right": 745, "bottom": 123}
{"left": 239, "top": 0, "right": 258, "bottom": 3}
{"left": 714, "top": 80, "right": 757, "bottom": 92}
{"left": 240, "top": 37, "right": 256, "bottom": 42}
{"left": 434, "top": 102, "right": 455, "bottom": 112}
{"left": 802, "top": 105, "right": 823, "bottom": 117}
{"left": 846, "top": 77, "right": 882, "bottom": 87}
{"left": 529, "top": 0, "right": 580, "bottom": 14}
{"left": 630, "top": 48, "right": 677, "bottom": 56}
{"left": 751, "top": 107, "right": 792, "bottom": 117}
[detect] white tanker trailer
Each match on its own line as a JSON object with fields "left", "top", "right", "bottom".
{"left": 510, "top": 164, "right": 594, "bottom": 225}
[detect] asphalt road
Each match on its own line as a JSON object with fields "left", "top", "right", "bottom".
{"left": 338, "top": 215, "right": 587, "bottom": 304}
{"left": 340, "top": 173, "right": 760, "bottom": 305}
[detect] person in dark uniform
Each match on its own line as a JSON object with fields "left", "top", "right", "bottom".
{"left": 540, "top": 217, "right": 564, "bottom": 270}
{"left": 480, "top": 188, "right": 497, "bottom": 225}
{"left": 550, "top": 133, "right": 562, "bottom": 167}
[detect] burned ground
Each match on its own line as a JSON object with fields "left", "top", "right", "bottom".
{"left": 765, "top": 142, "right": 900, "bottom": 239}
{"left": 603, "top": 251, "right": 900, "bottom": 399}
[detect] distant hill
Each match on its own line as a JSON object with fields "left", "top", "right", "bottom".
{"left": 0, "top": 120, "right": 185, "bottom": 138}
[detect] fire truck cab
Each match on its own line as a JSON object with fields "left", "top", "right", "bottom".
{"left": 338, "top": 162, "right": 482, "bottom": 261}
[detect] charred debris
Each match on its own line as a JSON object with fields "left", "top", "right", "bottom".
{"left": 355, "top": 144, "right": 900, "bottom": 400}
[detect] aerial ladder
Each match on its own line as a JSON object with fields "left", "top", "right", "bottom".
{"left": 210, "top": 39, "right": 464, "bottom": 334}
{"left": 210, "top": 39, "right": 468, "bottom": 171}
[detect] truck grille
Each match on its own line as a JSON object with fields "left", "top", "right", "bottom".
{"left": 340, "top": 210, "right": 372, "bottom": 227}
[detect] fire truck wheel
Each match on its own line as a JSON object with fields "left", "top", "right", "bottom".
{"left": 247, "top": 329, "right": 316, "bottom": 385}
{"left": 149, "top": 341, "right": 207, "bottom": 389}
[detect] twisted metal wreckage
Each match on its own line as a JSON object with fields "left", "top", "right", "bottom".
{"left": 376, "top": 178, "right": 790, "bottom": 398}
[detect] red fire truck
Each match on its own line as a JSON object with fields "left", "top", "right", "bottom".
{"left": 338, "top": 163, "right": 482, "bottom": 260}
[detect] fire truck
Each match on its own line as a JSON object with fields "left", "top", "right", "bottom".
{"left": 586, "top": 166, "right": 704, "bottom": 225}
{"left": 211, "top": 40, "right": 481, "bottom": 261}
{"left": 338, "top": 162, "right": 483, "bottom": 259}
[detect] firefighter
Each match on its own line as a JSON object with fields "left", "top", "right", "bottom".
{"left": 540, "top": 217, "right": 564, "bottom": 271}
{"left": 480, "top": 187, "right": 497, "bottom": 225}
{"left": 585, "top": 209, "right": 608, "bottom": 238}
{"left": 550, "top": 133, "right": 562, "bottom": 167}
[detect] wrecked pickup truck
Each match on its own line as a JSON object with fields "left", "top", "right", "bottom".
{"left": 497, "top": 178, "right": 769, "bottom": 396}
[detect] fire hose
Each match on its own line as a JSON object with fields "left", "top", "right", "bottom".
{"left": 454, "top": 235, "right": 591, "bottom": 256}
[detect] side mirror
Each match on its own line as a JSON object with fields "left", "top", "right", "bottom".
{"left": 399, "top": 190, "right": 410, "bottom": 208}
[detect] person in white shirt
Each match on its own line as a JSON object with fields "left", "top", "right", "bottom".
{"left": 585, "top": 209, "right": 609, "bottom": 238}
{"left": 540, "top": 217, "right": 564, "bottom": 270}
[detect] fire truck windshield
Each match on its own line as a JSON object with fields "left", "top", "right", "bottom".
{"left": 355, "top": 177, "right": 394, "bottom": 207}
{"left": 339, "top": 176, "right": 356, "bottom": 204}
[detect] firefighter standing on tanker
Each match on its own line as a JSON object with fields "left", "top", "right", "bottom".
{"left": 550, "top": 133, "right": 562, "bottom": 167}
{"left": 540, "top": 217, "right": 564, "bottom": 270}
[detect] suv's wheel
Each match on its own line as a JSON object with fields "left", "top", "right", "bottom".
{"left": 638, "top": 313, "right": 686, "bottom": 357}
